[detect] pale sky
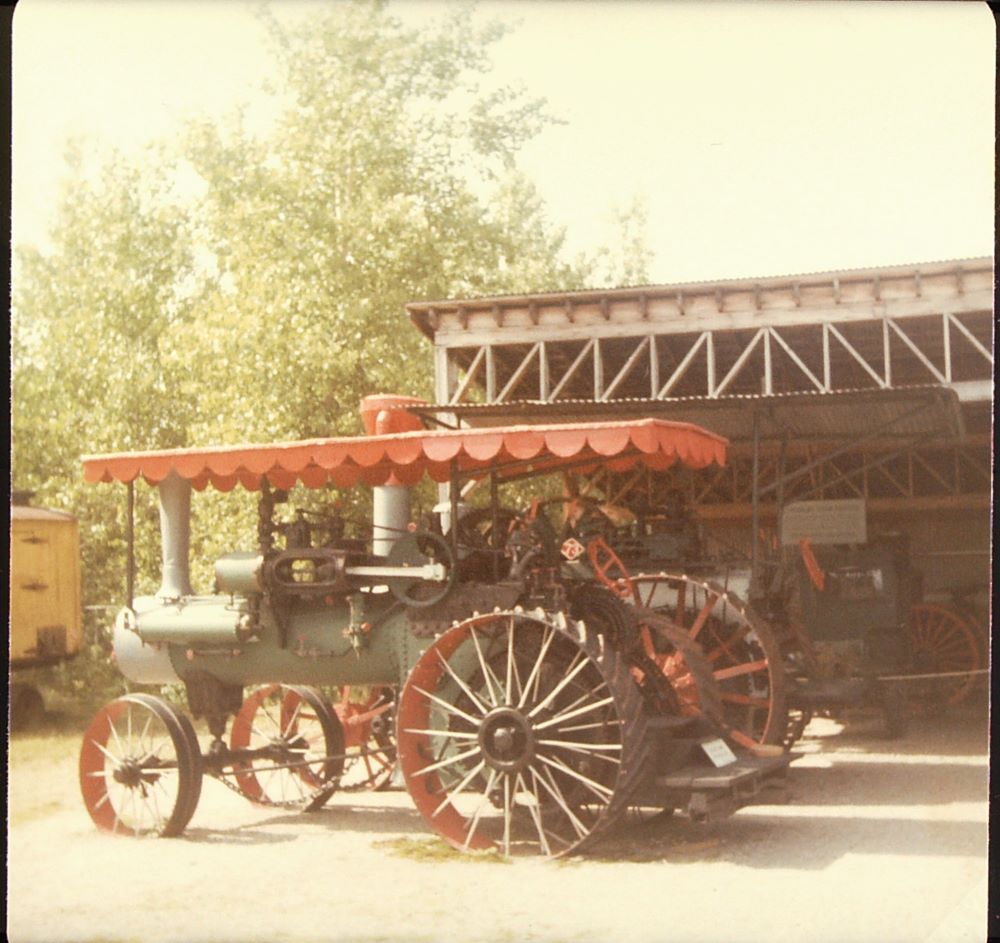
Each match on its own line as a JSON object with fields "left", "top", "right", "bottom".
{"left": 11, "top": 0, "right": 995, "bottom": 284}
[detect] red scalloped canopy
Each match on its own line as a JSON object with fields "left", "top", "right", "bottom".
{"left": 81, "top": 419, "right": 727, "bottom": 492}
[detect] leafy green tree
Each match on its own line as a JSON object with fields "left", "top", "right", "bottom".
{"left": 168, "top": 2, "right": 583, "bottom": 445}
{"left": 582, "top": 195, "right": 654, "bottom": 288}
{"left": 13, "top": 140, "right": 198, "bottom": 608}
{"left": 11, "top": 1, "right": 652, "bottom": 705}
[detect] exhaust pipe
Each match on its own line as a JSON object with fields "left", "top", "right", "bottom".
{"left": 360, "top": 395, "right": 427, "bottom": 556}
{"left": 156, "top": 472, "right": 193, "bottom": 599}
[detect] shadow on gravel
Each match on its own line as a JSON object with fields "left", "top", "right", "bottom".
{"left": 99, "top": 703, "right": 989, "bottom": 860}
{"left": 806, "top": 704, "right": 988, "bottom": 757}
{"left": 182, "top": 827, "right": 298, "bottom": 845}
{"left": 787, "top": 760, "right": 987, "bottom": 805}
{"left": 586, "top": 809, "right": 987, "bottom": 868}
{"left": 182, "top": 801, "right": 426, "bottom": 844}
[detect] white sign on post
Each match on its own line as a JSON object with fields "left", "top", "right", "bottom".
{"left": 780, "top": 499, "right": 867, "bottom": 546}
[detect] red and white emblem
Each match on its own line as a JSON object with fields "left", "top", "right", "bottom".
{"left": 560, "top": 537, "right": 585, "bottom": 561}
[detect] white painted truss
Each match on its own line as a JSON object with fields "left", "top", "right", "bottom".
{"left": 412, "top": 258, "right": 993, "bottom": 407}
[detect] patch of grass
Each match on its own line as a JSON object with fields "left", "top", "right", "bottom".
{"left": 8, "top": 728, "right": 84, "bottom": 827}
{"left": 12, "top": 799, "right": 68, "bottom": 827}
{"left": 373, "top": 836, "right": 509, "bottom": 864}
{"left": 9, "top": 728, "right": 85, "bottom": 766}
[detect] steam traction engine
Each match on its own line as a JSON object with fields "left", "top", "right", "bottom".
{"left": 79, "top": 400, "right": 793, "bottom": 856}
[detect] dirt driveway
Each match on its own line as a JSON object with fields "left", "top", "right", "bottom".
{"left": 7, "top": 707, "right": 989, "bottom": 943}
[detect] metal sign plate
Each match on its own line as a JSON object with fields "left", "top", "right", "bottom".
{"left": 780, "top": 499, "right": 867, "bottom": 546}
{"left": 700, "top": 737, "right": 738, "bottom": 768}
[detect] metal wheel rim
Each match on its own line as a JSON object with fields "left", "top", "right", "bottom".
{"left": 230, "top": 684, "right": 344, "bottom": 808}
{"left": 79, "top": 694, "right": 200, "bottom": 837}
{"left": 627, "top": 573, "right": 788, "bottom": 747}
{"left": 907, "top": 604, "right": 982, "bottom": 705}
{"left": 397, "top": 608, "right": 642, "bottom": 858}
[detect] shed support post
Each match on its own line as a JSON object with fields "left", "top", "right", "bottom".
{"left": 750, "top": 410, "right": 761, "bottom": 597}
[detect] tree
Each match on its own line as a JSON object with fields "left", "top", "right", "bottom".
{"left": 13, "top": 139, "right": 199, "bottom": 608}
{"left": 581, "top": 195, "right": 655, "bottom": 288}
{"left": 11, "top": 1, "right": 652, "bottom": 694}
{"left": 166, "top": 2, "right": 583, "bottom": 445}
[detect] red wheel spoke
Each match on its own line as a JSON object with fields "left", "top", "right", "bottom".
{"left": 688, "top": 596, "right": 718, "bottom": 642}
{"left": 908, "top": 604, "right": 982, "bottom": 705}
{"left": 713, "top": 658, "right": 769, "bottom": 682}
{"left": 720, "top": 693, "right": 771, "bottom": 707}
{"left": 627, "top": 573, "right": 788, "bottom": 747}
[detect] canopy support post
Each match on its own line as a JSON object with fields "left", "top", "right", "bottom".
{"left": 449, "top": 461, "right": 461, "bottom": 558}
{"left": 750, "top": 409, "right": 761, "bottom": 598}
{"left": 490, "top": 472, "right": 499, "bottom": 581}
{"left": 126, "top": 480, "right": 135, "bottom": 610}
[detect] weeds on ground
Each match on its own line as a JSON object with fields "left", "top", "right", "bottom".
{"left": 373, "top": 836, "right": 509, "bottom": 864}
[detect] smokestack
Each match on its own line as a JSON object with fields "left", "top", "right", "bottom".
{"left": 156, "top": 472, "right": 193, "bottom": 599}
{"left": 360, "top": 395, "right": 427, "bottom": 557}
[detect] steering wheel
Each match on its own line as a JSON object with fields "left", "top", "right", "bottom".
{"left": 450, "top": 506, "right": 522, "bottom": 581}
{"left": 454, "top": 506, "right": 521, "bottom": 553}
{"left": 385, "top": 531, "right": 456, "bottom": 608}
{"left": 514, "top": 494, "right": 604, "bottom": 524}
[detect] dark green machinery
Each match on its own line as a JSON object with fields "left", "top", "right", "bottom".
{"left": 778, "top": 531, "right": 918, "bottom": 738}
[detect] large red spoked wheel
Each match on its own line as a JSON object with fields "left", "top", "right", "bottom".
{"left": 80, "top": 694, "right": 202, "bottom": 837}
{"left": 627, "top": 573, "right": 788, "bottom": 748}
{"left": 907, "top": 604, "right": 982, "bottom": 706}
{"left": 397, "top": 608, "right": 646, "bottom": 858}
{"left": 230, "top": 685, "right": 344, "bottom": 810}
{"left": 331, "top": 686, "right": 396, "bottom": 790}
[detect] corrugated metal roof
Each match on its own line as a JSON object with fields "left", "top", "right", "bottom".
{"left": 411, "top": 386, "right": 966, "bottom": 445}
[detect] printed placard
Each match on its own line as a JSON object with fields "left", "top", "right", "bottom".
{"left": 700, "top": 737, "right": 738, "bottom": 768}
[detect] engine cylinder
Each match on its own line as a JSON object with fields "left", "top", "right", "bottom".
{"left": 135, "top": 596, "right": 250, "bottom": 646}
{"left": 215, "top": 552, "right": 263, "bottom": 596}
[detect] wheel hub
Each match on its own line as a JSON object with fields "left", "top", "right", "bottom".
{"left": 478, "top": 707, "right": 535, "bottom": 772}
{"left": 112, "top": 759, "right": 144, "bottom": 788}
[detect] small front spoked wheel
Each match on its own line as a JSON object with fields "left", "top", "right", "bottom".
{"left": 79, "top": 693, "right": 202, "bottom": 837}
{"left": 229, "top": 685, "right": 344, "bottom": 810}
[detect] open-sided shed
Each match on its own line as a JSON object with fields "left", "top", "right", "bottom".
{"left": 405, "top": 257, "right": 992, "bottom": 600}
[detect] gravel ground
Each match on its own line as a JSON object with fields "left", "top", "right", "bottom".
{"left": 7, "top": 706, "right": 989, "bottom": 943}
